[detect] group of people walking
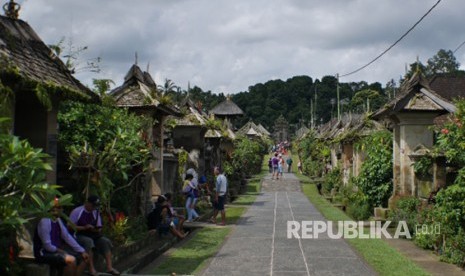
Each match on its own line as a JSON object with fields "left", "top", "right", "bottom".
{"left": 269, "top": 152, "right": 294, "bottom": 180}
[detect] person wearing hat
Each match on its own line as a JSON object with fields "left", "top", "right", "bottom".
{"left": 33, "top": 197, "right": 89, "bottom": 276}
{"left": 69, "top": 195, "right": 120, "bottom": 276}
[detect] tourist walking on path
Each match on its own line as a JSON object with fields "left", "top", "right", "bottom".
{"left": 268, "top": 157, "right": 273, "bottom": 173}
{"left": 34, "top": 198, "right": 89, "bottom": 276}
{"left": 69, "top": 195, "right": 120, "bottom": 276}
{"left": 210, "top": 166, "right": 228, "bottom": 226}
{"left": 277, "top": 154, "right": 284, "bottom": 178}
{"left": 286, "top": 156, "right": 293, "bottom": 173}
{"left": 271, "top": 153, "right": 280, "bottom": 180}
{"left": 183, "top": 174, "right": 200, "bottom": 222}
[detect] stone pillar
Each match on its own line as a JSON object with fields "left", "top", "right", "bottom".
{"left": 389, "top": 112, "right": 439, "bottom": 208}
{"left": 389, "top": 123, "right": 401, "bottom": 208}
{"left": 46, "top": 104, "right": 58, "bottom": 184}
{"left": 433, "top": 156, "right": 447, "bottom": 190}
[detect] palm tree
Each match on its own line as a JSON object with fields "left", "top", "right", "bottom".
{"left": 157, "top": 78, "right": 178, "bottom": 95}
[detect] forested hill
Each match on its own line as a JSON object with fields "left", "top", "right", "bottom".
{"left": 176, "top": 75, "right": 393, "bottom": 131}
{"left": 192, "top": 49, "right": 460, "bottom": 132}
{"left": 165, "top": 49, "right": 462, "bottom": 132}
{"left": 231, "top": 75, "right": 391, "bottom": 130}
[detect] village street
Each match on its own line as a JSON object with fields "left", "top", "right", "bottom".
{"left": 201, "top": 173, "right": 375, "bottom": 276}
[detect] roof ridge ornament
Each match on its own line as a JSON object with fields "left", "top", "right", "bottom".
{"left": 3, "top": 0, "right": 20, "bottom": 19}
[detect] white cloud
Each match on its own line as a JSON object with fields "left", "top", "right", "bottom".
{"left": 16, "top": 0, "right": 465, "bottom": 93}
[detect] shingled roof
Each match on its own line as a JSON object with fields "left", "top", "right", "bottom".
{"left": 0, "top": 15, "right": 96, "bottom": 100}
{"left": 210, "top": 96, "right": 244, "bottom": 116}
{"left": 372, "top": 72, "right": 456, "bottom": 119}
{"left": 428, "top": 73, "right": 465, "bottom": 102}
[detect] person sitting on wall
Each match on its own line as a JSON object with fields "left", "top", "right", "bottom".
{"left": 34, "top": 197, "right": 89, "bottom": 276}
{"left": 69, "top": 195, "right": 120, "bottom": 276}
{"left": 147, "top": 195, "right": 186, "bottom": 239}
{"left": 163, "top": 193, "right": 186, "bottom": 234}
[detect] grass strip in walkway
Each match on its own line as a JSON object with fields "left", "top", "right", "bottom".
{"left": 229, "top": 178, "right": 262, "bottom": 206}
{"left": 297, "top": 174, "right": 430, "bottom": 276}
{"left": 150, "top": 227, "right": 231, "bottom": 275}
{"left": 150, "top": 205, "right": 247, "bottom": 275}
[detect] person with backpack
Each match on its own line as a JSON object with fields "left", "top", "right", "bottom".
{"left": 183, "top": 173, "right": 200, "bottom": 222}
{"left": 34, "top": 198, "right": 89, "bottom": 276}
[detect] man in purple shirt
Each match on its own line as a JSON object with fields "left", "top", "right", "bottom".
{"left": 69, "top": 195, "right": 119, "bottom": 276}
{"left": 271, "top": 152, "right": 280, "bottom": 180}
{"left": 34, "top": 198, "right": 89, "bottom": 276}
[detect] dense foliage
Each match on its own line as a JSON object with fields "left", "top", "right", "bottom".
{"left": 224, "top": 137, "right": 268, "bottom": 179}
{"left": 353, "top": 131, "right": 393, "bottom": 207}
{"left": 58, "top": 101, "right": 150, "bottom": 212}
{"left": 232, "top": 76, "right": 388, "bottom": 130}
{"left": 414, "top": 99, "right": 465, "bottom": 264}
{"left": 293, "top": 130, "right": 330, "bottom": 177}
{"left": 0, "top": 132, "right": 72, "bottom": 275}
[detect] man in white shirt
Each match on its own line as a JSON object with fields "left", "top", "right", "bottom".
{"left": 211, "top": 166, "right": 227, "bottom": 225}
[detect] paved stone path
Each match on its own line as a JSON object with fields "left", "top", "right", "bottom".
{"left": 202, "top": 173, "right": 375, "bottom": 276}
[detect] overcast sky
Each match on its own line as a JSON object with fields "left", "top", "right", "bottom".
{"left": 17, "top": 0, "right": 465, "bottom": 94}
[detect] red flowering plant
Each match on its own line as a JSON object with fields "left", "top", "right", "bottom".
{"left": 436, "top": 100, "right": 465, "bottom": 169}
{"left": 103, "top": 211, "right": 128, "bottom": 246}
{"left": 429, "top": 99, "right": 465, "bottom": 264}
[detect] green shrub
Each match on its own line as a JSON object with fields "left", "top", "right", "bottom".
{"left": 413, "top": 205, "right": 440, "bottom": 250}
{"left": 389, "top": 196, "right": 421, "bottom": 234}
{"left": 346, "top": 199, "right": 372, "bottom": 221}
{"left": 440, "top": 228, "right": 465, "bottom": 265}
{"left": 353, "top": 130, "right": 392, "bottom": 207}
{"left": 322, "top": 167, "right": 341, "bottom": 194}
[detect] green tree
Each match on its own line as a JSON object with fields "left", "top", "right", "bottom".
{"left": 353, "top": 130, "right": 393, "bottom": 207}
{"left": 58, "top": 101, "right": 150, "bottom": 213}
{"left": 92, "top": 78, "right": 115, "bottom": 106}
{"left": 350, "top": 89, "right": 382, "bottom": 113}
{"left": 0, "top": 132, "right": 72, "bottom": 275}
{"left": 158, "top": 78, "right": 178, "bottom": 94}
{"left": 426, "top": 49, "right": 460, "bottom": 76}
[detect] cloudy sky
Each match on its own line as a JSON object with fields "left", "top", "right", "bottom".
{"left": 17, "top": 0, "right": 465, "bottom": 93}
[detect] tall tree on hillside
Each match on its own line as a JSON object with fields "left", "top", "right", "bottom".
{"left": 350, "top": 89, "right": 382, "bottom": 113}
{"left": 426, "top": 49, "right": 460, "bottom": 76}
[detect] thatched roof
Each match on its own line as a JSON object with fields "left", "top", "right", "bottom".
{"left": 210, "top": 97, "right": 244, "bottom": 116}
{"left": 316, "top": 114, "right": 384, "bottom": 143}
{"left": 0, "top": 15, "right": 96, "bottom": 100}
{"left": 257, "top": 123, "right": 271, "bottom": 136}
{"left": 295, "top": 125, "right": 310, "bottom": 140}
{"left": 236, "top": 121, "right": 270, "bottom": 138}
{"left": 110, "top": 64, "right": 180, "bottom": 115}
